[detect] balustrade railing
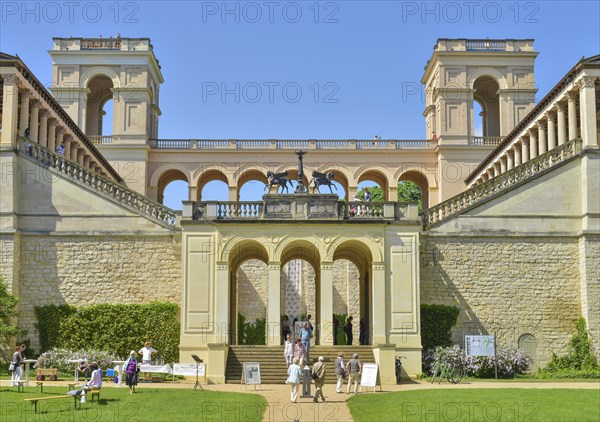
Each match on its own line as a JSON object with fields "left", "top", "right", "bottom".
{"left": 423, "top": 140, "right": 582, "bottom": 228}
{"left": 466, "top": 40, "right": 506, "bottom": 51}
{"left": 17, "top": 138, "right": 177, "bottom": 228}
{"left": 149, "top": 139, "right": 433, "bottom": 150}
{"left": 89, "top": 135, "right": 113, "bottom": 145}
{"left": 470, "top": 136, "right": 503, "bottom": 146}
{"left": 188, "top": 198, "right": 418, "bottom": 221}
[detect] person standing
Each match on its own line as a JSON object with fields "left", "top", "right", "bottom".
{"left": 334, "top": 352, "right": 345, "bottom": 393}
{"left": 284, "top": 334, "right": 294, "bottom": 367}
{"left": 282, "top": 315, "right": 291, "bottom": 341}
{"left": 359, "top": 318, "right": 367, "bottom": 345}
{"left": 333, "top": 314, "right": 339, "bottom": 345}
{"left": 293, "top": 337, "right": 307, "bottom": 367}
{"left": 10, "top": 345, "right": 22, "bottom": 387}
{"left": 123, "top": 350, "right": 139, "bottom": 394}
{"left": 312, "top": 356, "right": 327, "bottom": 403}
{"left": 300, "top": 322, "right": 313, "bottom": 363}
{"left": 344, "top": 316, "right": 354, "bottom": 345}
{"left": 138, "top": 341, "right": 157, "bottom": 381}
{"left": 286, "top": 358, "right": 302, "bottom": 403}
{"left": 346, "top": 353, "right": 362, "bottom": 394}
{"left": 80, "top": 362, "right": 102, "bottom": 403}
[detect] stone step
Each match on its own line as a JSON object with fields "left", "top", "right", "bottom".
{"left": 225, "top": 346, "right": 375, "bottom": 384}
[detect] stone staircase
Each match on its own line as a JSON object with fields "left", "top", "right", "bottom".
{"left": 225, "top": 345, "right": 376, "bottom": 384}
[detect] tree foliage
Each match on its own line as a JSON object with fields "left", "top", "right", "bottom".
{"left": 0, "top": 276, "right": 23, "bottom": 361}
{"left": 398, "top": 181, "right": 423, "bottom": 209}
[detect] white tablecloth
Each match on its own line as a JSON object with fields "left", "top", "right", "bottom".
{"left": 140, "top": 364, "right": 172, "bottom": 374}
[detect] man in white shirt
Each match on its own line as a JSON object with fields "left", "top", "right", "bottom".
{"left": 139, "top": 341, "right": 157, "bottom": 381}
{"left": 80, "top": 362, "right": 102, "bottom": 403}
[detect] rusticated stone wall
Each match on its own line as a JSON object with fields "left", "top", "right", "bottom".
{"left": 14, "top": 234, "right": 181, "bottom": 352}
{"left": 420, "top": 235, "right": 583, "bottom": 366}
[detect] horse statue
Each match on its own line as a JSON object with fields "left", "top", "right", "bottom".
{"left": 310, "top": 171, "right": 337, "bottom": 194}
{"left": 265, "top": 171, "right": 292, "bottom": 194}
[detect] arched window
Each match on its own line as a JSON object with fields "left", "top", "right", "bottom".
{"left": 473, "top": 76, "right": 500, "bottom": 137}
{"left": 518, "top": 333, "right": 538, "bottom": 369}
{"left": 85, "top": 75, "right": 113, "bottom": 137}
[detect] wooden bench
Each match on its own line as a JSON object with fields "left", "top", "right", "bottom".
{"left": 16, "top": 382, "right": 24, "bottom": 392}
{"left": 90, "top": 388, "right": 100, "bottom": 402}
{"left": 36, "top": 381, "right": 44, "bottom": 393}
{"left": 24, "top": 395, "right": 78, "bottom": 413}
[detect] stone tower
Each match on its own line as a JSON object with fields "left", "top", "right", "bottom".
{"left": 49, "top": 37, "right": 164, "bottom": 194}
{"left": 420, "top": 38, "right": 538, "bottom": 199}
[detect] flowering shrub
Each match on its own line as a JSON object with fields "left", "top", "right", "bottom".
{"left": 423, "top": 345, "right": 533, "bottom": 378}
{"left": 38, "top": 348, "right": 120, "bottom": 372}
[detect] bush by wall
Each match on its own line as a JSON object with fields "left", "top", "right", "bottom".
{"left": 420, "top": 304, "right": 460, "bottom": 351}
{"left": 237, "top": 313, "right": 266, "bottom": 345}
{"left": 34, "top": 302, "right": 180, "bottom": 362}
{"left": 543, "top": 317, "right": 598, "bottom": 376}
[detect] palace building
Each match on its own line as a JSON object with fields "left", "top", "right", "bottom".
{"left": 1, "top": 38, "right": 598, "bottom": 383}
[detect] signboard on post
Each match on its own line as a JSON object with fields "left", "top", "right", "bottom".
{"left": 241, "top": 362, "right": 261, "bottom": 390}
{"left": 465, "top": 335, "right": 495, "bottom": 357}
{"left": 465, "top": 334, "right": 498, "bottom": 379}
{"left": 359, "top": 363, "right": 381, "bottom": 392}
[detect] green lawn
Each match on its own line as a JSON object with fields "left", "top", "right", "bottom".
{"left": 347, "top": 389, "right": 600, "bottom": 422}
{"left": 0, "top": 386, "right": 266, "bottom": 421}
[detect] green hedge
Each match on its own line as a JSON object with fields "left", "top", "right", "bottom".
{"left": 420, "top": 304, "right": 460, "bottom": 351}
{"left": 237, "top": 313, "right": 266, "bottom": 345}
{"left": 34, "top": 302, "right": 180, "bottom": 362}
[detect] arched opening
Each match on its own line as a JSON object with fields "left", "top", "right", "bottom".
{"left": 473, "top": 76, "right": 500, "bottom": 137}
{"left": 519, "top": 333, "right": 538, "bottom": 369}
{"left": 473, "top": 99, "right": 484, "bottom": 137}
{"left": 312, "top": 169, "right": 348, "bottom": 199}
{"left": 157, "top": 169, "right": 188, "bottom": 206}
{"left": 101, "top": 98, "right": 114, "bottom": 136}
{"left": 280, "top": 241, "right": 321, "bottom": 346}
{"left": 197, "top": 170, "right": 229, "bottom": 201}
{"left": 357, "top": 170, "right": 388, "bottom": 201}
{"left": 332, "top": 240, "right": 373, "bottom": 346}
{"left": 398, "top": 171, "right": 429, "bottom": 209}
{"left": 228, "top": 240, "right": 269, "bottom": 345}
{"left": 237, "top": 169, "right": 268, "bottom": 201}
{"left": 85, "top": 75, "right": 114, "bottom": 137}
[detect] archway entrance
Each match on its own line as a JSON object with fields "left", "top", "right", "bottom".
{"left": 85, "top": 75, "right": 114, "bottom": 137}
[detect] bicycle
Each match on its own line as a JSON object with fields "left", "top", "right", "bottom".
{"left": 430, "top": 359, "right": 463, "bottom": 384}
{"left": 395, "top": 355, "right": 406, "bottom": 383}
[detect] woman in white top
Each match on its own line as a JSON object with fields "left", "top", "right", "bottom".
{"left": 139, "top": 341, "right": 157, "bottom": 381}
{"left": 80, "top": 362, "right": 102, "bottom": 403}
{"left": 283, "top": 334, "right": 294, "bottom": 367}
{"left": 286, "top": 358, "right": 302, "bottom": 403}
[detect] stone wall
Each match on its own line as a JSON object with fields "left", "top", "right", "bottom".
{"left": 15, "top": 234, "right": 181, "bottom": 352}
{"left": 333, "top": 259, "right": 360, "bottom": 342}
{"left": 420, "top": 235, "right": 582, "bottom": 366}
{"left": 579, "top": 235, "right": 600, "bottom": 355}
{"left": 236, "top": 259, "right": 268, "bottom": 323}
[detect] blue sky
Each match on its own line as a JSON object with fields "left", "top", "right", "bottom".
{"left": 2, "top": 1, "right": 599, "bottom": 208}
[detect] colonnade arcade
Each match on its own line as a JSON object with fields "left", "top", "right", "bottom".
{"left": 151, "top": 165, "right": 432, "bottom": 209}
{"left": 227, "top": 238, "right": 373, "bottom": 346}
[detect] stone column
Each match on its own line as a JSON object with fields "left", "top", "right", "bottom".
{"left": 228, "top": 186, "right": 238, "bottom": 201}
{"left": 348, "top": 185, "right": 358, "bottom": 199}
{"left": 47, "top": 120, "right": 56, "bottom": 153}
{"left": 567, "top": 91, "right": 578, "bottom": 141}
{"left": 1, "top": 75, "right": 20, "bottom": 145}
{"left": 578, "top": 76, "right": 598, "bottom": 148}
{"left": 77, "top": 150, "right": 85, "bottom": 166}
{"left": 507, "top": 150, "right": 514, "bottom": 170}
{"left": 371, "top": 263, "right": 387, "bottom": 344}
{"left": 514, "top": 143, "right": 522, "bottom": 166}
{"left": 556, "top": 102, "right": 567, "bottom": 145}
{"left": 29, "top": 100, "right": 39, "bottom": 142}
{"left": 188, "top": 185, "right": 198, "bottom": 201}
{"left": 388, "top": 186, "right": 398, "bottom": 202}
{"left": 267, "top": 262, "right": 281, "bottom": 346}
{"left": 546, "top": 112, "right": 556, "bottom": 150}
{"left": 39, "top": 110, "right": 49, "bottom": 147}
{"left": 529, "top": 130, "right": 538, "bottom": 159}
{"left": 521, "top": 138, "right": 530, "bottom": 162}
{"left": 19, "top": 91, "right": 30, "bottom": 137}
{"left": 537, "top": 121, "right": 547, "bottom": 155}
{"left": 319, "top": 262, "right": 334, "bottom": 346}
{"left": 493, "top": 164, "right": 499, "bottom": 177}
{"left": 215, "top": 263, "right": 230, "bottom": 344}
{"left": 500, "top": 157, "right": 507, "bottom": 173}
